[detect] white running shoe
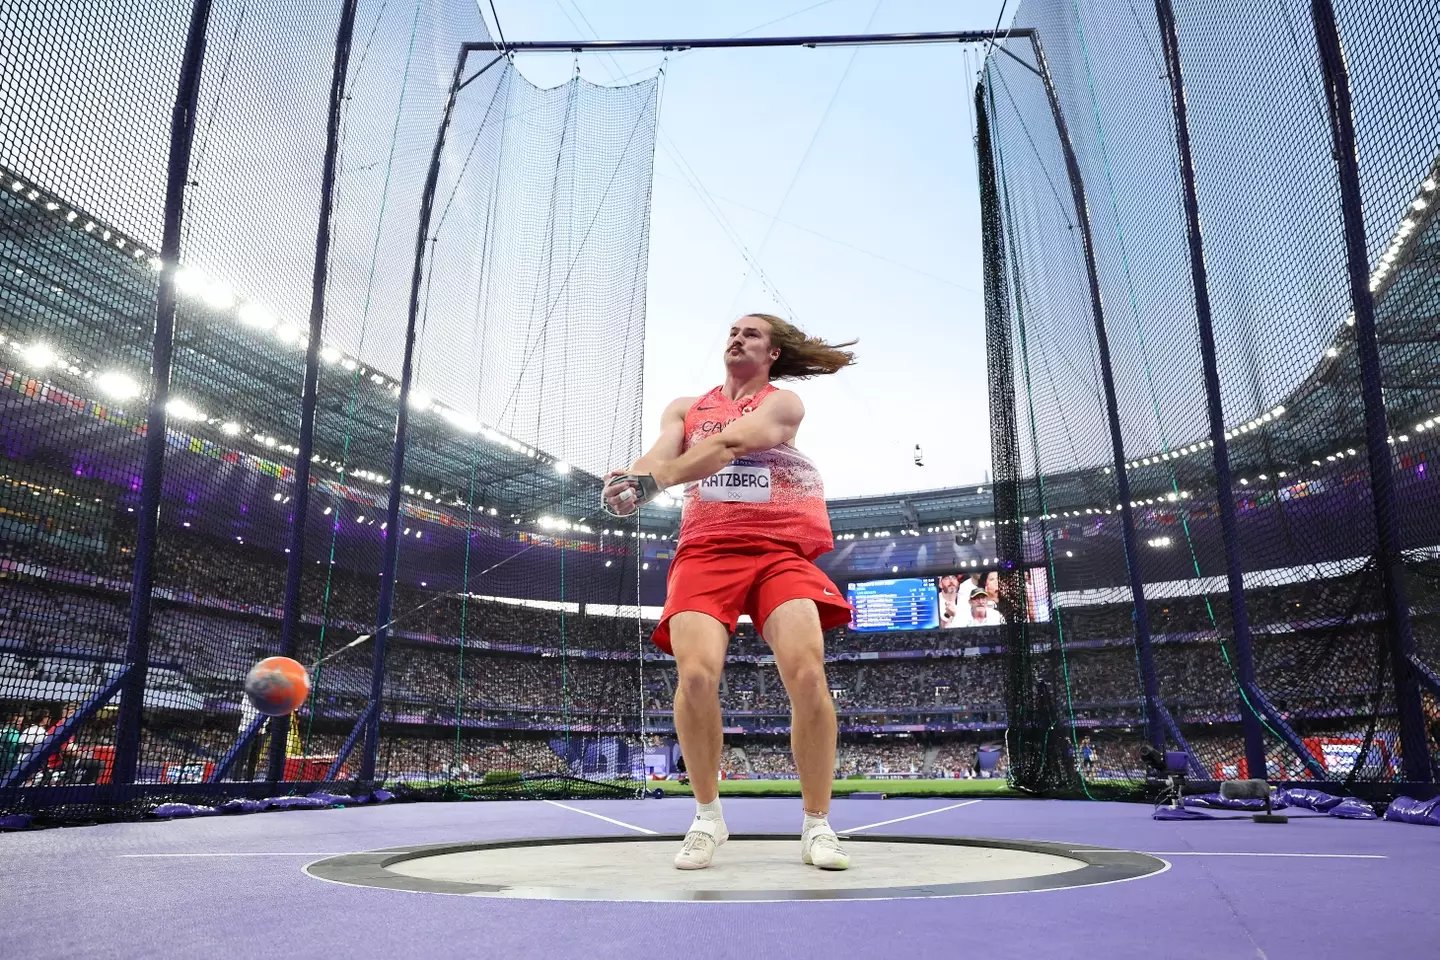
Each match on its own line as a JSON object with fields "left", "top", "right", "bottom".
{"left": 674, "top": 816, "right": 728, "bottom": 870}
{"left": 801, "top": 823, "right": 850, "bottom": 870}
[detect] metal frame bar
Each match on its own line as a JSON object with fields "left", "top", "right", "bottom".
{"left": 1023, "top": 36, "right": 1168, "bottom": 753}
{"left": 1411, "top": 654, "right": 1440, "bottom": 699}
{"left": 358, "top": 49, "right": 507, "bottom": 781}
{"left": 1154, "top": 0, "right": 1277, "bottom": 781}
{"left": 211, "top": 714, "right": 267, "bottom": 784}
{"left": 328, "top": 701, "right": 376, "bottom": 781}
{"left": 1241, "top": 682, "right": 1325, "bottom": 778}
{"left": 266, "top": 0, "right": 363, "bottom": 785}
{"left": 2, "top": 667, "right": 132, "bottom": 789}
{"left": 1310, "top": 0, "right": 1432, "bottom": 782}
{"left": 112, "top": 0, "right": 215, "bottom": 786}
{"left": 1153, "top": 702, "right": 1206, "bottom": 780}
{"left": 461, "top": 30, "right": 1031, "bottom": 55}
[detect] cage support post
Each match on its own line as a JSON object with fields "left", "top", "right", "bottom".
{"left": 112, "top": 0, "right": 215, "bottom": 786}
{"left": 1027, "top": 35, "right": 1166, "bottom": 753}
{"left": 1310, "top": 0, "right": 1431, "bottom": 782}
{"left": 266, "top": 0, "right": 363, "bottom": 784}
{"left": 359, "top": 50, "right": 507, "bottom": 781}
{"left": 1153, "top": 0, "right": 1278, "bottom": 780}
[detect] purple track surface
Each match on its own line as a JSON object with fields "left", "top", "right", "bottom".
{"left": 2, "top": 797, "right": 1436, "bottom": 959}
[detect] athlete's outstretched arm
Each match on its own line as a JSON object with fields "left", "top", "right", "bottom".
{"left": 650, "top": 390, "right": 804, "bottom": 489}
{"left": 627, "top": 396, "right": 693, "bottom": 476}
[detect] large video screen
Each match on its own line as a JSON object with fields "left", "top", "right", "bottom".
{"left": 846, "top": 578, "right": 940, "bottom": 633}
{"left": 847, "top": 568, "right": 1051, "bottom": 633}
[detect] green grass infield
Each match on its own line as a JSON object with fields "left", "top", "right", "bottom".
{"left": 646, "top": 778, "right": 1017, "bottom": 798}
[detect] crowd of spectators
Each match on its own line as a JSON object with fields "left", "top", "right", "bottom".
{"left": 2, "top": 570, "right": 1431, "bottom": 724}
{"left": 4, "top": 521, "right": 1439, "bottom": 785}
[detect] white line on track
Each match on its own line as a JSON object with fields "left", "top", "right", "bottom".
{"left": 118, "top": 852, "right": 404, "bottom": 858}
{"left": 840, "top": 799, "right": 983, "bottom": 834}
{"left": 540, "top": 798, "right": 658, "bottom": 835}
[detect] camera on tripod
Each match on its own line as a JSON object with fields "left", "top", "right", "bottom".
{"left": 1140, "top": 744, "right": 1190, "bottom": 809}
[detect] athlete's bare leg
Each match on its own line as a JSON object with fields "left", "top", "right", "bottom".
{"left": 669, "top": 611, "right": 730, "bottom": 805}
{"left": 762, "top": 598, "right": 836, "bottom": 815}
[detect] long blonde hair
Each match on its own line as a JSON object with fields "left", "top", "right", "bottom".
{"left": 747, "top": 313, "right": 857, "bottom": 381}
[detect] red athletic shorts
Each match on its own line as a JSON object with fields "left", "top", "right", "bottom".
{"left": 651, "top": 536, "right": 852, "bottom": 654}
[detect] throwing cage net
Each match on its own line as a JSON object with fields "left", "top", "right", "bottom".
{"left": 0, "top": 1, "right": 658, "bottom": 825}
{"left": 981, "top": 0, "right": 1439, "bottom": 798}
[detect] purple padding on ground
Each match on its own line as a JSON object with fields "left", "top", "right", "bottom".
{"left": 265, "top": 796, "right": 329, "bottom": 810}
{"left": 152, "top": 803, "right": 218, "bottom": 818}
{"left": 0, "top": 813, "right": 32, "bottom": 830}
{"left": 371, "top": 789, "right": 394, "bottom": 802}
{"left": 307, "top": 792, "right": 363, "bottom": 806}
{"left": 1186, "top": 793, "right": 1290, "bottom": 810}
{"left": 1384, "top": 795, "right": 1440, "bottom": 825}
{"left": 1283, "top": 788, "right": 1343, "bottom": 811}
{"left": 1153, "top": 806, "right": 1213, "bottom": 820}
{"left": 218, "top": 798, "right": 267, "bottom": 813}
{"left": 1326, "top": 798, "right": 1377, "bottom": 820}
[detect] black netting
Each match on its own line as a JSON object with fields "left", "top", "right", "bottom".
{"left": 0, "top": 3, "right": 659, "bottom": 826}
{"left": 982, "top": 0, "right": 1439, "bottom": 798}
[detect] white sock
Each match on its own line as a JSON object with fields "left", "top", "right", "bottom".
{"left": 696, "top": 798, "right": 723, "bottom": 821}
{"left": 803, "top": 812, "right": 831, "bottom": 835}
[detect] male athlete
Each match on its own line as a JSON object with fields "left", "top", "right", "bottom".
{"left": 603, "top": 313, "right": 856, "bottom": 870}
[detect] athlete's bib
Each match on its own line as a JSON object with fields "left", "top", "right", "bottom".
{"left": 698, "top": 459, "right": 772, "bottom": 502}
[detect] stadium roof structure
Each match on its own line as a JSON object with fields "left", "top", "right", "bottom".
{"left": 0, "top": 158, "right": 1435, "bottom": 555}
{"left": 0, "top": 165, "right": 677, "bottom": 536}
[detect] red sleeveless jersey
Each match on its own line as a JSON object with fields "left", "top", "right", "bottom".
{"left": 676, "top": 384, "right": 834, "bottom": 559}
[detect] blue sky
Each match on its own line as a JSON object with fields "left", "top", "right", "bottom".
{"left": 484, "top": 1, "right": 1010, "bottom": 497}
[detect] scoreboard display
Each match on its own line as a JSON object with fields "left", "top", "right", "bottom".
{"left": 846, "top": 578, "right": 939, "bottom": 632}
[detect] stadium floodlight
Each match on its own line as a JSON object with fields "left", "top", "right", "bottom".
{"left": 554, "top": 461, "right": 570, "bottom": 475}
{"left": 173, "top": 265, "right": 207, "bottom": 296}
{"left": 96, "top": 370, "right": 141, "bottom": 399}
{"left": 319, "top": 345, "right": 341, "bottom": 364}
{"left": 408, "top": 388, "right": 432, "bottom": 412}
{"left": 220, "top": 421, "right": 242, "bottom": 436}
{"left": 274, "top": 322, "right": 306, "bottom": 346}
{"left": 203, "top": 281, "right": 235, "bottom": 310}
{"left": 18, "top": 341, "right": 58, "bottom": 370}
{"left": 237, "top": 302, "right": 276, "bottom": 330}
{"left": 441, "top": 408, "right": 481, "bottom": 433}
{"left": 165, "top": 397, "right": 205, "bottom": 421}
